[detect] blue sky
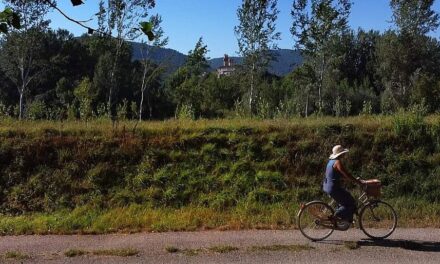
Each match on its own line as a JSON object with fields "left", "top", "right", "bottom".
{"left": 2, "top": 0, "right": 440, "bottom": 58}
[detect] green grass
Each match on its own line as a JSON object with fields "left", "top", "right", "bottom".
{"left": 4, "top": 251, "right": 29, "bottom": 260}
{"left": 0, "top": 115, "right": 440, "bottom": 234}
{"left": 0, "top": 116, "right": 394, "bottom": 135}
{"left": 0, "top": 198, "right": 437, "bottom": 235}
{"left": 0, "top": 204, "right": 300, "bottom": 235}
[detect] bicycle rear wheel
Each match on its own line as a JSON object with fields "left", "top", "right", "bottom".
{"left": 297, "top": 201, "right": 335, "bottom": 241}
{"left": 359, "top": 200, "right": 397, "bottom": 239}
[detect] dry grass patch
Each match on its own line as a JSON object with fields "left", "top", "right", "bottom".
{"left": 64, "top": 249, "right": 87, "bottom": 257}
{"left": 181, "top": 248, "right": 204, "bottom": 256}
{"left": 64, "top": 248, "right": 139, "bottom": 257}
{"left": 4, "top": 251, "right": 29, "bottom": 260}
{"left": 165, "top": 245, "right": 239, "bottom": 256}
{"left": 165, "top": 246, "right": 180, "bottom": 253}
{"left": 250, "top": 244, "right": 314, "bottom": 252}
{"left": 343, "top": 241, "right": 360, "bottom": 250}
{"left": 208, "top": 245, "right": 239, "bottom": 253}
{"left": 92, "top": 248, "right": 139, "bottom": 257}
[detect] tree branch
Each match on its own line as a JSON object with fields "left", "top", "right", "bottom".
{"left": 42, "top": 0, "right": 109, "bottom": 36}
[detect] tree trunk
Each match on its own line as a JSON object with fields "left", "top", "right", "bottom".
{"left": 108, "top": 62, "right": 116, "bottom": 118}
{"left": 305, "top": 93, "right": 309, "bottom": 118}
{"left": 139, "top": 88, "right": 145, "bottom": 122}
{"left": 18, "top": 91, "right": 24, "bottom": 120}
{"left": 139, "top": 60, "right": 149, "bottom": 121}
{"left": 249, "top": 63, "right": 255, "bottom": 114}
{"left": 147, "top": 94, "right": 152, "bottom": 119}
{"left": 108, "top": 41, "right": 123, "bottom": 119}
{"left": 318, "top": 55, "right": 326, "bottom": 112}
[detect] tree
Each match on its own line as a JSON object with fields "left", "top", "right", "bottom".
{"left": 2, "top": 1, "right": 156, "bottom": 39}
{"left": 235, "top": 0, "right": 280, "bottom": 114}
{"left": 0, "top": 0, "right": 49, "bottom": 119}
{"left": 377, "top": 0, "right": 440, "bottom": 111}
{"left": 291, "top": 0, "right": 351, "bottom": 114}
{"left": 96, "top": 0, "right": 156, "bottom": 119}
{"left": 0, "top": 7, "right": 20, "bottom": 34}
{"left": 138, "top": 14, "right": 168, "bottom": 121}
{"left": 391, "top": 0, "right": 439, "bottom": 36}
{"left": 166, "top": 37, "right": 210, "bottom": 117}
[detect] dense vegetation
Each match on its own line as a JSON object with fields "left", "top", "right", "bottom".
{"left": 0, "top": 0, "right": 439, "bottom": 120}
{"left": 0, "top": 114, "right": 439, "bottom": 234}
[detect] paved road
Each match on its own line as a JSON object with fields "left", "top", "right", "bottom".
{"left": 0, "top": 229, "right": 439, "bottom": 263}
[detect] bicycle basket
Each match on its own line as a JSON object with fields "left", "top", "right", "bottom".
{"left": 365, "top": 179, "right": 381, "bottom": 198}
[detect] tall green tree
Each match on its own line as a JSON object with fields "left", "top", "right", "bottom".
{"left": 0, "top": 0, "right": 49, "bottom": 119}
{"left": 391, "top": 0, "right": 439, "bottom": 36}
{"left": 235, "top": 0, "right": 280, "bottom": 114}
{"left": 166, "top": 37, "right": 209, "bottom": 117}
{"left": 96, "top": 0, "right": 156, "bottom": 118}
{"left": 378, "top": 0, "right": 440, "bottom": 111}
{"left": 291, "top": 0, "right": 351, "bottom": 114}
{"left": 138, "top": 14, "right": 168, "bottom": 121}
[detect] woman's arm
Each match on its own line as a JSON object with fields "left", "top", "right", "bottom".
{"left": 333, "top": 160, "right": 363, "bottom": 185}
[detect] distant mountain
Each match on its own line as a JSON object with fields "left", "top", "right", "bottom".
{"left": 131, "top": 42, "right": 187, "bottom": 74}
{"left": 131, "top": 43, "right": 302, "bottom": 76}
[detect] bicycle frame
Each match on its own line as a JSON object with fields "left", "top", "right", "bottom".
{"left": 327, "top": 190, "right": 380, "bottom": 224}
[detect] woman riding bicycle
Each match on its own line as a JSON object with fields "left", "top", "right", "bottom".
{"left": 323, "top": 145, "right": 364, "bottom": 228}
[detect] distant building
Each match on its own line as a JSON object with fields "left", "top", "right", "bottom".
{"left": 217, "top": 54, "right": 236, "bottom": 77}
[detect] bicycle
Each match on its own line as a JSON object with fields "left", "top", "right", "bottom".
{"left": 297, "top": 179, "right": 397, "bottom": 241}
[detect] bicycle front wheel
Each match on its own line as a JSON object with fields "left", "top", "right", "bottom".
{"left": 297, "top": 201, "right": 335, "bottom": 241}
{"left": 359, "top": 200, "right": 397, "bottom": 239}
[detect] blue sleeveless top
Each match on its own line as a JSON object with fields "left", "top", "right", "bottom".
{"left": 323, "top": 159, "right": 342, "bottom": 193}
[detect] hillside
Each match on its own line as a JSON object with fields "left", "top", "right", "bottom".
{"left": 131, "top": 42, "right": 303, "bottom": 76}
{"left": 0, "top": 115, "right": 439, "bottom": 234}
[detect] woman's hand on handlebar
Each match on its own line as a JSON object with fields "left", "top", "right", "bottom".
{"left": 356, "top": 177, "right": 367, "bottom": 189}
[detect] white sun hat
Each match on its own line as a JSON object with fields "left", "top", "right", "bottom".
{"left": 329, "top": 145, "right": 349, "bottom": 159}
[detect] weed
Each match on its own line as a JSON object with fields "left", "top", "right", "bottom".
{"left": 343, "top": 241, "right": 360, "bottom": 250}
{"left": 64, "top": 248, "right": 139, "bottom": 257}
{"left": 182, "top": 248, "right": 204, "bottom": 256}
{"left": 92, "top": 248, "right": 139, "bottom": 257}
{"left": 64, "top": 249, "right": 87, "bottom": 257}
{"left": 165, "top": 246, "right": 180, "bottom": 253}
{"left": 250, "top": 244, "right": 314, "bottom": 252}
{"left": 4, "top": 251, "right": 29, "bottom": 260}
{"left": 208, "top": 245, "right": 239, "bottom": 253}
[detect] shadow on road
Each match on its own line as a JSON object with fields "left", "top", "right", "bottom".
{"left": 318, "top": 239, "right": 440, "bottom": 252}
{"left": 358, "top": 239, "right": 440, "bottom": 252}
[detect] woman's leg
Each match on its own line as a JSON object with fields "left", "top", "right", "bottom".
{"left": 329, "top": 188, "right": 356, "bottom": 222}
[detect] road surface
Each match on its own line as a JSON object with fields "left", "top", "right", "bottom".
{"left": 0, "top": 228, "right": 439, "bottom": 263}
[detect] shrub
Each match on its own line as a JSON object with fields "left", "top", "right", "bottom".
{"left": 87, "top": 163, "right": 122, "bottom": 191}
{"left": 247, "top": 187, "right": 281, "bottom": 204}
{"left": 27, "top": 100, "right": 47, "bottom": 120}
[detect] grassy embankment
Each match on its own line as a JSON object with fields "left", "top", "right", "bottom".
{"left": 0, "top": 114, "right": 439, "bottom": 235}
